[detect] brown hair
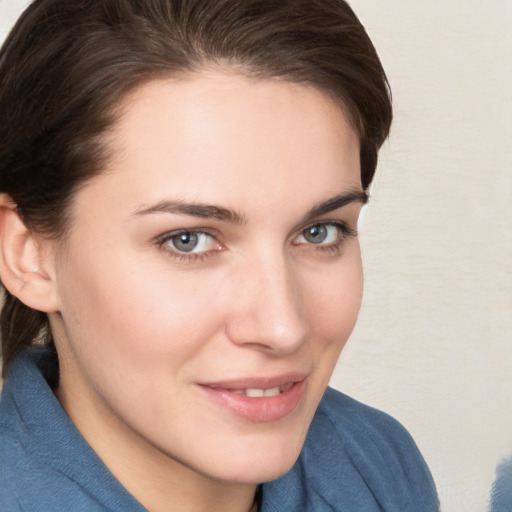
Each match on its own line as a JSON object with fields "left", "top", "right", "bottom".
{"left": 0, "top": 0, "right": 392, "bottom": 376}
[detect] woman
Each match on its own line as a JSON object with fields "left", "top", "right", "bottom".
{"left": 0, "top": 1, "right": 438, "bottom": 510}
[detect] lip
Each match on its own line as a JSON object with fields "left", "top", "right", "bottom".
{"left": 198, "top": 374, "right": 307, "bottom": 423}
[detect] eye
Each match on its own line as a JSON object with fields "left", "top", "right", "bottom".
{"left": 159, "top": 230, "right": 219, "bottom": 254}
{"left": 296, "top": 223, "right": 341, "bottom": 245}
{"left": 292, "top": 221, "right": 356, "bottom": 256}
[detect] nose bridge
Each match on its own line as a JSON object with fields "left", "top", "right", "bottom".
{"left": 228, "top": 246, "right": 310, "bottom": 353}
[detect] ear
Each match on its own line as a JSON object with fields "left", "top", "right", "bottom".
{"left": 0, "top": 194, "right": 60, "bottom": 313}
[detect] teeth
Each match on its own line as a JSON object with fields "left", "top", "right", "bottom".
{"left": 245, "top": 388, "right": 264, "bottom": 397}
{"left": 263, "top": 386, "right": 280, "bottom": 397}
{"left": 244, "top": 387, "right": 281, "bottom": 397}
{"left": 221, "top": 384, "right": 294, "bottom": 397}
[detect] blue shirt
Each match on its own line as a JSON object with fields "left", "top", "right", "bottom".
{"left": 0, "top": 349, "right": 439, "bottom": 511}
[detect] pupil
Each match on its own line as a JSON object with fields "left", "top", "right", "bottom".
{"left": 305, "top": 225, "right": 327, "bottom": 244}
{"left": 173, "top": 232, "right": 198, "bottom": 252}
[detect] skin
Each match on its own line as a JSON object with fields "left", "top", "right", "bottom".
{"left": 39, "top": 72, "right": 365, "bottom": 512}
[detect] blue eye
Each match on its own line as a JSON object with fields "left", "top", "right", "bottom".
{"left": 163, "top": 230, "right": 217, "bottom": 254}
{"left": 297, "top": 223, "right": 341, "bottom": 245}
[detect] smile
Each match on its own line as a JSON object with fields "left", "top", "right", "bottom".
{"left": 199, "top": 377, "right": 306, "bottom": 422}
{"left": 214, "top": 382, "right": 294, "bottom": 397}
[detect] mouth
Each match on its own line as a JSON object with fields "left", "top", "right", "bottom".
{"left": 210, "top": 382, "right": 294, "bottom": 398}
{"left": 198, "top": 375, "right": 307, "bottom": 423}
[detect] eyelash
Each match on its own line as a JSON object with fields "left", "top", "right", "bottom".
{"left": 155, "top": 221, "right": 357, "bottom": 263}
{"left": 155, "top": 229, "right": 221, "bottom": 263}
{"left": 294, "top": 221, "right": 357, "bottom": 256}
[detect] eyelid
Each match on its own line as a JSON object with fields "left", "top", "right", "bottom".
{"left": 294, "top": 220, "right": 358, "bottom": 241}
{"left": 155, "top": 227, "right": 224, "bottom": 261}
{"left": 156, "top": 227, "right": 216, "bottom": 244}
{"left": 291, "top": 220, "right": 358, "bottom": 258}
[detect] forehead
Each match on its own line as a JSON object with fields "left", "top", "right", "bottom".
{"left": 82, "top": 73, "right": 361, "bottom": 219}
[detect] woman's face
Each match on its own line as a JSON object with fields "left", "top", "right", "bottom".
{"left": 49, "top": 73, "right": 365, "bottom": 487}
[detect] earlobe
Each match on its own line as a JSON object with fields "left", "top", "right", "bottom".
{"left": 0, "top": 194, "right": 60, "bottom": 313}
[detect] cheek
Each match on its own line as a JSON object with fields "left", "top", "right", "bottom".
{"left": 56, "top": 237, "right": 362, "bottom": 384}
{"left": 307, "top": 254, "right": 363, "bottom": 340}
{"left": 300, "top": 250, "right": 363, "bottom": 387}
{"left": 56, "top": 248, "right": 226, "bottom": 375}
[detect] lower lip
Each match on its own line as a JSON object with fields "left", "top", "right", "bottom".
{"left": 199, "top": 380, "right": 306, "bottom": 423}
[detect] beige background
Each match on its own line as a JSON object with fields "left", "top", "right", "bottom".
{"left": 1, "top": 1, "right": 511, "bottom": 511}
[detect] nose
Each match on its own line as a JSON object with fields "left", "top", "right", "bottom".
{"left": 225, "top": 253, "right": 310, "bottom": 355}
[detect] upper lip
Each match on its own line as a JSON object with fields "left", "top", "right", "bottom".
{"left": 199, "top": 373, "right": 308, "bottom": 390}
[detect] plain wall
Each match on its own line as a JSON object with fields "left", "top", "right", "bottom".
{"left": 1, "top": 1, "right": 511, "bottom": 511}
{"left": 331, "top": 2, "right": 512, "bottom": 512}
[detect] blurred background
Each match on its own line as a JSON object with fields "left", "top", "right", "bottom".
{"left": 1, "top": 1, "right": 511, "bottom": 511}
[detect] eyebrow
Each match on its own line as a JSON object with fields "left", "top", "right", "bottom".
{"left": 134, "top": 200, "right": 247, "bottom": 225}
{"left": 302, "top": 189, "right": 368, "bottom": 222}
{"left": 133, "top": 189, "right": 367, "bottom": 225}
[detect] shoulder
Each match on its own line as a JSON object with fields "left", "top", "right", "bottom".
{"left": 0, "top": 349, "right": 145, "bottom": 512}
{"left": 314, "top": 387, "right": 433, "bottom": 472}
{"left": 0, "top": 368, "right": 103, "bottom": 512}
{"left": 0, "top": 409, "right": 82, "bottom": 512}
{"left": 316, "top": 386, "right": 424, "bottom": 452}
{"left": 306, "top": 387, "right": 439, "bottom": 510}
{"left": 261, "top": 387, "right": 439, "bottom": 512}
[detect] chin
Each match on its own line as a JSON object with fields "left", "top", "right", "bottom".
{"left": 214, "top": 455, "right": 300, "bottom": 485}
{"left": 202, "top": 427, "right": 307, "bottom": 485}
